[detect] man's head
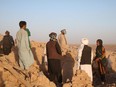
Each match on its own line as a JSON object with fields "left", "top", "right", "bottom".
{"left": 81, "top": 38, "right": 89, "bottom": 45}
{"left": 61, "top": 29, "right": 66, "bottom": 35}
{"left": 19, "top": 21, "right": 26, "bottom": 29}
{"left": 96, "top": 39, "right": 103, "bottom": 46}
{"left": 5, "top": 31, "right": 10, "bottom": 36}
{"left": 49, "top": 32, "right": 57, "bottom": 41}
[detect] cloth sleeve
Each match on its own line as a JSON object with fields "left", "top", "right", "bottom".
{"left": 91, "top": 49, "right": 93, "bottom": 63}
{"left": 77, "top": 44, "right": 84, "bottom": 69}
{"left": 46, "top": 44, "right": 48, "bottom": 58}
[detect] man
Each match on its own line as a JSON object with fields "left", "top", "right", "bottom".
{"left": 2, "top": 31, "right": 14, "bottom": 55}
{"left": 16, "top": 21, "right": 34, "bottom": 70}
{"left": 58, "top": 29, "right": 68, "bottom": 55}
{"left": 46, "top": 32, "right": 62, "bottom": 85}
{"left": 77, "top": 38, "right": 93, "bottom": 82}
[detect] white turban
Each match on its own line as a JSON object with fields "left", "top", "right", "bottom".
{"left": 81, "top": 38, "right": 89, "bottom": 45}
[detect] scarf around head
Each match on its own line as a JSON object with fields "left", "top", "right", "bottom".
{"left": 49, "top": 32, "right": 57, "bottom": 41}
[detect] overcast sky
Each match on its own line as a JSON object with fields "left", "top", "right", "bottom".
{"left": 0, "top": 0, "right": 116, "bottom": 44}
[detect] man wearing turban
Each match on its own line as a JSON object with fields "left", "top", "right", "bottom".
{"left": 58, "top": 29, "right": 68, "bottom": 56}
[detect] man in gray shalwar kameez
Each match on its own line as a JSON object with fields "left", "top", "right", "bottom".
{"left": 16, "top": 21, "right": 34, "bottom": 70}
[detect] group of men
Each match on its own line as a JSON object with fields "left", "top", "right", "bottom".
{"left": 0, "top": 21, "right": 106, "bottom": 86}
{"left": 45, "top": 30, "right": 94, "bottom": 86}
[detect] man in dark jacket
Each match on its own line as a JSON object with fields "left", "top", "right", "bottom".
{"left": 46, "top": 32, "right": 63, "bottom": 85}
{"left": 2, "top": 31, "right": 14, "bottom": 55}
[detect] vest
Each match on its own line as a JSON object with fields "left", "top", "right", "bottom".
{"left": 80, "top": 45, "right": 92, "bottom": 64}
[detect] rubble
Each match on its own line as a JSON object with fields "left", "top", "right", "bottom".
{"left": 0, "top": 56, "right": 56, "bottom": 87}
{"left": 63, "top": 70, "right": 93, "bottom": 87}
{"left": 0, "top": 34, "right": 116, "bottom": 87}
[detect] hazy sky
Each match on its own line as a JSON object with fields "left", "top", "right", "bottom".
{"left": 0, "top": 0, "right": 116, "bottom": 44}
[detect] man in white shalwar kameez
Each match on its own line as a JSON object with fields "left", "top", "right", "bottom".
{"left": 77, "top": 38, "right": 93, "bottom": 82}
{"left": 58, "top": 29, "right": 68, "bottom": 55}
{"left": 16, "top": 21, "right": 34, "bottom": 70}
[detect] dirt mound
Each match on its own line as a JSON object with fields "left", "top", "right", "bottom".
{"left": 0, "top": 56, "right": 56, "bottom": 87}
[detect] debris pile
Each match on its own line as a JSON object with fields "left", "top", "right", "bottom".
{"left": 0, "top": 56, "right": 56, "bottom": 87}
{"left": 63, "top": 70, "right": 93, "bottom": 87}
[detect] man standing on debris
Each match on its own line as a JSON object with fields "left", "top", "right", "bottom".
{"left": 58, "top": 29, "right": 68, "bottom": 55}
{"left": 94, "top": 39, "right": 107, "bottom": 85}
{"left": 2, "top": 31, "right": 14, "bottom": 55}
{"left": 46, "top": 32, "right": 62, "bottom": 86}
{"left": 77, "top": 38, "right": 93, "bottom": 82}
{"left": 16, "top": 21, "right": 34, "bottom": 70}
